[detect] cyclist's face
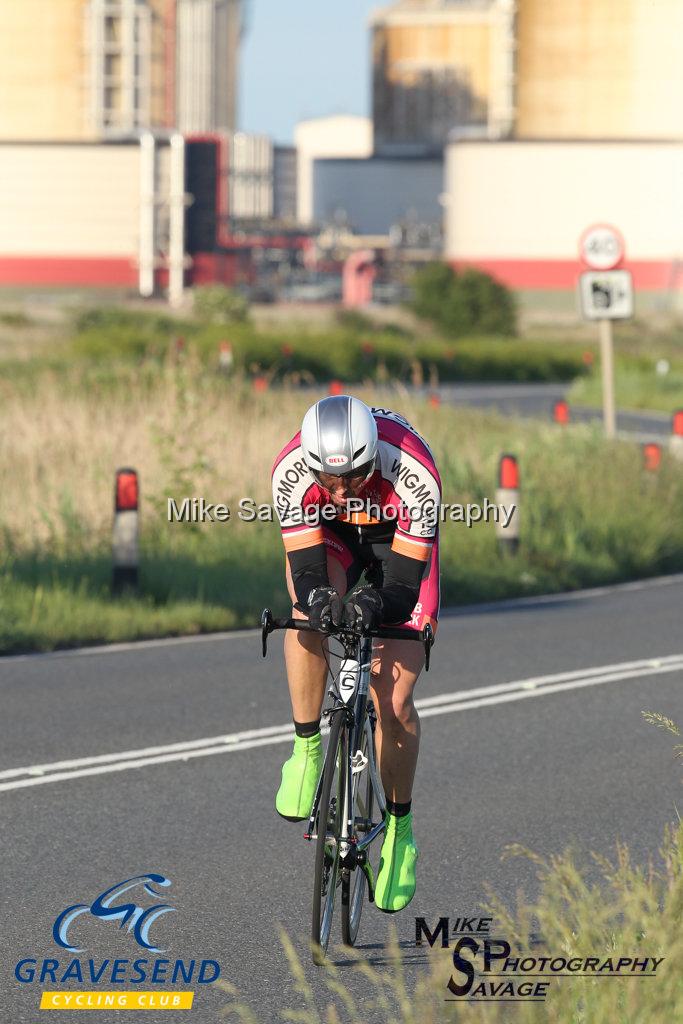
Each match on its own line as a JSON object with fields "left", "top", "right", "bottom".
{"left": 317, "top": 470, "right": 369, "bottom": 502}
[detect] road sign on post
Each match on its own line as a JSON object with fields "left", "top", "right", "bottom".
{"left": 579, "top": 224, "right": 625, "bottom": 271}
{"left": 578, "top": 226, "right": 632, "bottom": 440}
{"left": 579, "top": 270, "right": 633, "bottom": 320}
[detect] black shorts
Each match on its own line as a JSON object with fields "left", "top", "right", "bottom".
{"left": 321, "top": 519, "right": 440, "bottom": 632}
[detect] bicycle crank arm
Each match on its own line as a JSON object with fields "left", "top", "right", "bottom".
{"left": 357, "top": 854, "right": 376, "bottom": 903}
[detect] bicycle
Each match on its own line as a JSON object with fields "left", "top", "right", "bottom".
{"left": 261, "top": 608, "right": 434, "bottom": 964}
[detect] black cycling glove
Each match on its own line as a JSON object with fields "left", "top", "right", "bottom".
{"left": 343, "top": 586, "right": 384, "bottom": 632}
{"left": 306, "top": 586, "right": 342, "bottom": 632}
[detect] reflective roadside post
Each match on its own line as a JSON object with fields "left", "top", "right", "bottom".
{"left": 642, "top": 442, "right": 662, "bottom": 473}
{"left": 578, "top": 225, "right": 632, "bottom": 440}
{"left": 553, "top": 399, "right": 570, "bottom": 425}
{"left": 671, "top": 410, "right": 683, "bottom": 463}
{"left": 113, "top": 468, "right": 139, "bottom": 593}
{"left": 496, "top": 454, "right": 520, "bottom": 555}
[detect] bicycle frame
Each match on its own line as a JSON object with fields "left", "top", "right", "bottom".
{"left": 305, "top": 632, "right": 386, "bottom": 884}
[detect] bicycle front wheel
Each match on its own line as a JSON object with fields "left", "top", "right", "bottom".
{"left": 341, "top": 711, "right": 375, "bottom": 946}
{"left": 311, "top": 710, "right": 345, "bottom": 964}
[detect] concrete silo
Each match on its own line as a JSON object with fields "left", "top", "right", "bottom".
{"left": 371, "top": 0, "right": 516, "bottom": 154}
{"left": 516, "top": 0, "right": 683, "bottom": 140}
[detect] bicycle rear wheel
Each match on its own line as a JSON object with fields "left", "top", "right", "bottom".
{"left": 341, "top": 710, "right": 375, "bottom": 946}
{"left": 311, "top": 710, "right": 345, "bottom": 964}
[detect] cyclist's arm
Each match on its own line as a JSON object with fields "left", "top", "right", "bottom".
{"left": 287, "top": 540, "right": 329, "bottom": 607}
{"left": 377, "top": 452, "right": 440, "bottom": 624}
{"left": 272, "top": 440, "right": 330, "bottom": 606}
{"left": 375, "top": 548, "right": 427, "bottom": 624}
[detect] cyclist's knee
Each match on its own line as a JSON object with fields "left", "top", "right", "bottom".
{"left": 372, "top": 683, "right": 417, "bottom": 728}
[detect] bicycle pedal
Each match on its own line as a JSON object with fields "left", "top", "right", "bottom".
{"left": 351, "top": 751, "right": 368, "bottom": 774}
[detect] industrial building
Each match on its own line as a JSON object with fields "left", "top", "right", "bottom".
{"left": 371, "top": 0, "right": 683, "bottom": 147}
{"left": 516, "top": 0, "right": 683, "bottom": 140}
{"left": 313, "top": 158, "right": 442, "bottom": 238}
{"left": 305, "top": 0, "right": 515, "bottom": 240}
{"left": 444, "top": 141, "right": 683, "bottom": 300}
{"left": 0, "top": 0, "right": 244, "bottom": 141}
{"left": 295, "top": 116, "right": 373, "bottom": 225}
{"left": 0, "top": 0, "right": 261, "bottom": 298}
{"left": 0, "top": 137, "right": 254, "bottom": 298}
{"left": 371, "top": 0, "right": 515, "bottom": 154}
{"left": 175, "top": 0, "right": 244, "bottom": 133}
{"left": 443, "top": 0, "right": 683, "bottom": 303}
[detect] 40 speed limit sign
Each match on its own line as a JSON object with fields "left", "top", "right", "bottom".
{"left": 579, "top": 224, "right": 625, "bottom": 270}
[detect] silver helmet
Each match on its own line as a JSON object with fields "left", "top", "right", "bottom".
{"left": 300, "top": 396, "right": 378, "bottom": 486}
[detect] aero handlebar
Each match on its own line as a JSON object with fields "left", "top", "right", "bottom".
{"left": 260, "top": 608, "right": 434, "bottom": 671}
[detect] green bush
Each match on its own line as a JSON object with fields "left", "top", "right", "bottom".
{"left": 62, "top": 304, "right": 584, "bottom": 383}
{"left": 193, "top": 284, "right": 250, "bottom": 325}
{"left": 334, "top": 309, "right": 375, "bottom": 333}
{"left": 411, "top": 262, "right": 518, "bottom": 337}
{"left": 0, "top": 310, "right": 31, "bottom": 328}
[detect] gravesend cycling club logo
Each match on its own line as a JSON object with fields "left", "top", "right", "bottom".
{"left": 14, "top": 872, "right": 221, "bottom": 1012}
{"left": 415, "top": 916, "right": 665, "bottom": 1003}
{"left": 53, "top": 874, "right": 175, "bottom": 953}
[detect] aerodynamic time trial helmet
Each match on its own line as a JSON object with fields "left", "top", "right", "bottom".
{"left": 300, "top": 396, "right": 378, "bottom": 488}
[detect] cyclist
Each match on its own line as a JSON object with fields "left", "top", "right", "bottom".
{"left": 271, "top": 395, "right": 441, "bottom": 913}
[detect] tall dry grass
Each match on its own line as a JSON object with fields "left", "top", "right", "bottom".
{"left": 4, "top": 354, "right": 683, "bottom": 650}
{"left": 0, "top": 354, "right": 533, "bottom": 552}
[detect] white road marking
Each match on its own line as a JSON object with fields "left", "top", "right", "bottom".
{"left": 2, "top": 654, "right": 682, "bottom": 794}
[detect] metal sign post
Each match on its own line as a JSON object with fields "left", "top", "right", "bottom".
{"left": 598, "top": 318, "right": 616, "bottom": 438}
{"left": 578, "top": 262, "right": 633, "bottom": 440}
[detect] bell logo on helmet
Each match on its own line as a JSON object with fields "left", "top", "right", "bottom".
{"left": 327, "top": 455, "right": 349, "bottom": 466}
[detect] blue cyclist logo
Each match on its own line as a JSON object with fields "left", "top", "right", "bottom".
{"left": 53, "top": 874, "right": 175, "bottom": 954}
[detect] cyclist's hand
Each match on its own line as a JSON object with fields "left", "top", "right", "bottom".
{"left": 343, "top": 586, "right": 383, "bottom": 632}
{"left": 306, "top": 586, "right": 342, "bottom": 632}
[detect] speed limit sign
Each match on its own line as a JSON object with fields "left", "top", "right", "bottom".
{"left": 579, "top": 224, "right": 625, "bottom": 270}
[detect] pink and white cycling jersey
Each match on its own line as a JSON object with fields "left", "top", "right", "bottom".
{"left": 272, "top": 406, "right": 442, "bottom": 565}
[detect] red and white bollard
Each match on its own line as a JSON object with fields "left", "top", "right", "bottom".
{"left": 113, "top": 468, "right": 139, "bottom": 593}
{"left": 553, "top": 399, "right": 570, "bottom": 425}
{"left": 670, "top": 410, "right": 683, "bottom": 462}
{"left": 642, "top": 442, "right": 662, "bottom": 473}
{"left": 496, "top": 454, "right": 520, "bottom": 554}
{"left": 219, "top": 340, "right": 233, "bottom": 373}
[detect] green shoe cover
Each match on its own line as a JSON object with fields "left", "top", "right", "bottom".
{"left": 375, "top": 811, "right": 418, "bottom": 913}
{"left": 275, "top": 733, "right": 322, "bottom": 821}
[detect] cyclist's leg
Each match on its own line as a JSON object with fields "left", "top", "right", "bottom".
{"left": 368, "top": 536, "right": 439, "bottom": 910}
{"left": 276, "top": 530, "right": 361, "bottom": 821}
{"left": 367, "top": 534, "right": 439, "bottom": 803}
{"left": 368, "top": 638, "right": 424, "bottom": 804}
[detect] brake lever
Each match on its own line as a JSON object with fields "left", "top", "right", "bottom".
{"left": 261, "top": 608, "right": 273, "bottom": 657}
{"left": 423, "top": 622, "right": 434, "bottom": 672}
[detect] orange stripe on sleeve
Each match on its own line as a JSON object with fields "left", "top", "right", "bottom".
{"left": 282, "top": 527, "right": 325, "bottom": 552}
{"left": 391, "top": 533, "right": 431, "bottom": 562}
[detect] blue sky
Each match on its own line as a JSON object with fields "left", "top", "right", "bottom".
{"left": 239, "top": 0, "right": 379, "bottom": 144}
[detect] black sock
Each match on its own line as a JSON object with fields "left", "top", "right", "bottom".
{"left": 386, "top": 798, "right": 412, "bottom": 817}
{"left": 294, "top": 719, "right": 321, "bottom": 739}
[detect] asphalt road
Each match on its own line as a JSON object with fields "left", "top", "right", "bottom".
{"left": 2, "top": 575, "right": 682, "bottom": 1023}
{"left": 433, "top": 383, "right": 673, "bottom": 440}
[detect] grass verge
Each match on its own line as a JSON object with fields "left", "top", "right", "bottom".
{"left": 2, "top": 360, "right": 683, "bottom": 653}
{"left": 217, "top": 717, "right": 683, "bottom": 1022}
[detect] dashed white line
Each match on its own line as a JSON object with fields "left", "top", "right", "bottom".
{"left": 1, "top": 654, "right": 681, "bottom": 794}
